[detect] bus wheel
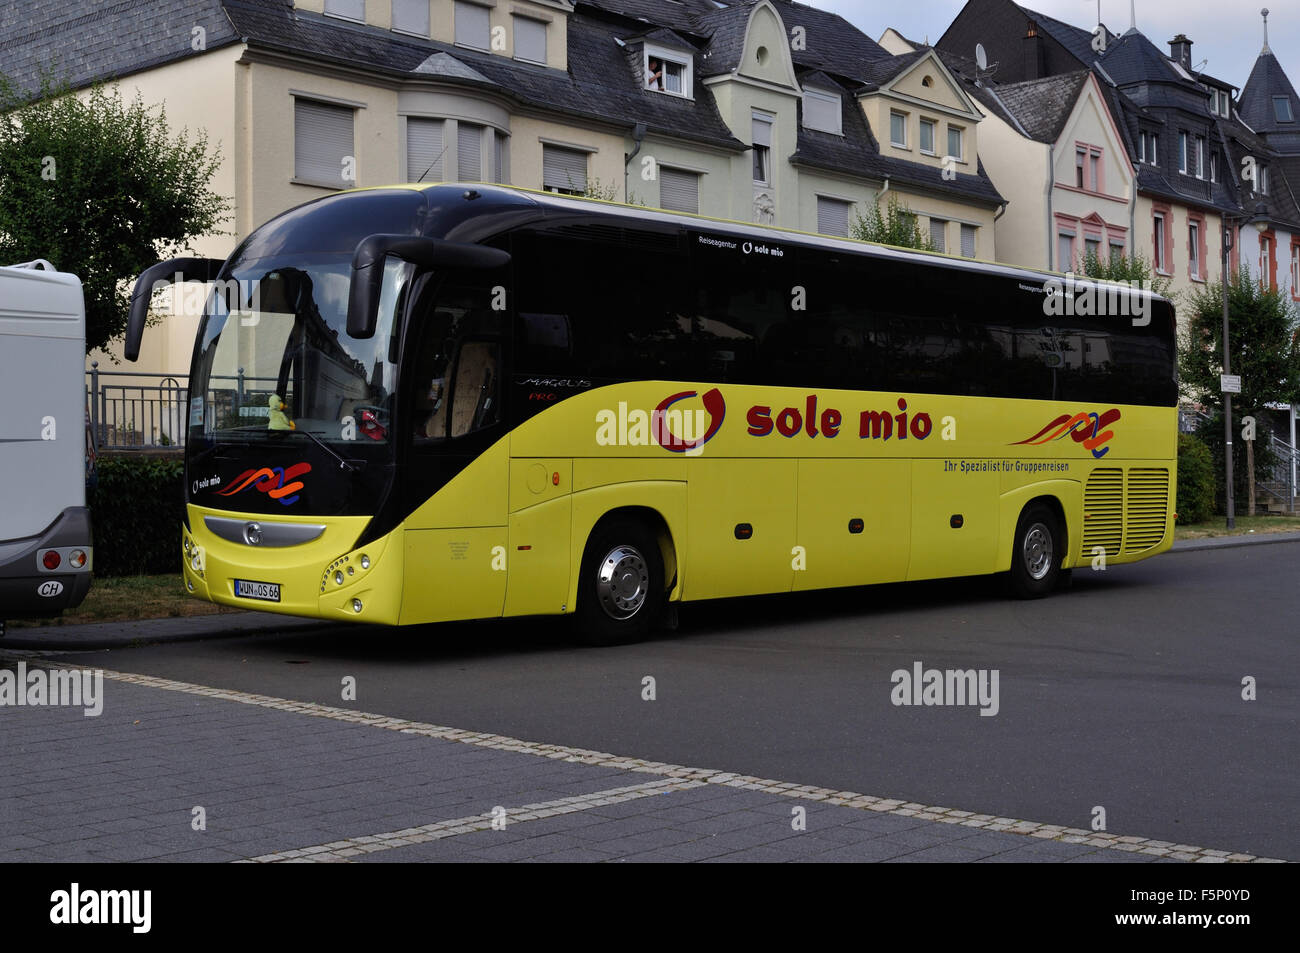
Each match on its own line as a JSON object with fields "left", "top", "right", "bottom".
{"left": 1009, "top": 503, "right": 1061, "bottom": 599}
{"left": 575, "top": 519, "right": 665, "bottom": 646}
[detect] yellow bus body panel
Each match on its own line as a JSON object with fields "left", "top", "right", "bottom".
{"left": 182, "top": 380, "right": 1177, "bottom": 626}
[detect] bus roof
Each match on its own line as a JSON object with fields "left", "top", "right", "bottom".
{"left": 399, "top": 182, "right": 1172, "bottom": 308}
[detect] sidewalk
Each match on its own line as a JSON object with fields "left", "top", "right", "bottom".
{"left": 2, "top": 653, "right": 1276, "bottom": 863}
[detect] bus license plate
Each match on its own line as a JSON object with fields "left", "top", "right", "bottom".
{"left": 235, "top": 579, "right": 280, "bottom": 602}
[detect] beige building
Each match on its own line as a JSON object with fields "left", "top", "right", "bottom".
{"left": 12, "top": 0, "right": 1007, "bottom": 379}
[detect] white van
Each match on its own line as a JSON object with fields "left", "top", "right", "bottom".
{"left": 0, "top": 261, "right": 93, "bottom": 625}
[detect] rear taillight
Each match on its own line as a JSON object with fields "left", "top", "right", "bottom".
{"left": 42, "top": 551, "right": 61, "bottom": 570}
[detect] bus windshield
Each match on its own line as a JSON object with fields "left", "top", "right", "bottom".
{"left": 190, "top": 253, "right": 408, "bottom": 446}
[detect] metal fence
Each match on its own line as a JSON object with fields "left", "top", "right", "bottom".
{"left": 87, "top": 363, "right": 280, "bottom": 450}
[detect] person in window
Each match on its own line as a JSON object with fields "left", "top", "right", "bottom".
{"left": 647, "top": 57, "right": 664, "bottom": 90}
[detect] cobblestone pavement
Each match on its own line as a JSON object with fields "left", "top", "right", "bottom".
{"left": 0, "top": 653, "right": 1282, "bottom": 863}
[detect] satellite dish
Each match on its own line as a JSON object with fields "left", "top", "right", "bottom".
{"left": 976, "top": 43, "right": 988, "bottom": 70}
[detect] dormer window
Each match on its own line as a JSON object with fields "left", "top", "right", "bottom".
{"left": 802, "top": 89, "right": 842, "bottom": 135}
{"left": 645, "top": 45, "right": 692, "bottom": 98}
{"left": 1274, "top": 96, "right": 1294, "bottom": 123}
{"left": 1211, "top": 89, "right": 1232, "bottom": 117}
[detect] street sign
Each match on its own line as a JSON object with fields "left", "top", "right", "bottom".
{"left": 1221, "top": 374, "right": 1242, "bottom": 394}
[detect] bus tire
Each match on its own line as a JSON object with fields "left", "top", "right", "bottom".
{"left": 575, "top": 518, "right": 666, "bottom": 646}
{"left": 1008, "top": 503, "right": 1062, "bottom": 599}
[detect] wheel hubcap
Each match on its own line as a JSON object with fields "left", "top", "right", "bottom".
{"left": 1023, "top": 523, "right": 1053, "bottom": 581}
{"left": 596, "top": 545, "right": 649, "bottom": 620}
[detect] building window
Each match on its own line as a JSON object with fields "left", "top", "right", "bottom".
{"left": 1274, "top": 96, "right": 1294, "bottom": 123}
{"left": 457, "top": 123, "right": 483, "bottom": 181}
{"left": 1260, "top": 165, "right": 1270, "bottom": 195}
{"left": 803, "top": 89, "right": 842, "bottom": 135}
{"left": 1178, "top": 132, "right": 1188, "bottom": 174}
{"left": 646, "top": 47, "right": 691, "bottom": 97}
{"left": 1291, "top": 242, "right": 1300, "bottom": 298}
{"left": 1140, "top": 131, "right": 1159, "bottom": 166}
{"left": 1189, "top": 221, "right": 1202, "bottom": 278}
{"left": 324, "top": 0, "right": 364, "bottom": 22}
{"left": 960, "top": 224, "right": 977, "bottom": 258}
{"left": 919, "top": 119, "right": 936, "bottom": 155}
{"left": 1110, "top": 240, "right": 1125, "bottom": 263}
{"left": 1089, "top": 153, "right": 1100, "bottom": 191}
{"left": 294, "top": 98, "right": 355, "bottom": 188}
{"left": 890, "top": 111, "right": 907, "bottom": 148}
{"left": 455, "top": 1, "right": 491, "bottom": 51}
{"left": 816, "top": 196, "right": 851, "bottom": 237}
{"left": 1210, "top": 151, "right": 1218, "bottom": 183}
{"left": 1058, "top": 232, "right": 1075, "bottom": 271}
{"left": 542, "top": 144, "right": 587, "bottom": 194}
{"left": 1076, "top": 149, "right": 1086, "bottom": 188}
{"left": 1153, "top": 212, "right": 1167, "bottom": 272}
{"left": 406, "top": 117, "right": 444, "bottom": 183}
{"left": 947, "top": 125, "right": 964, "bottom": 161}
{"left": 392, "top": 0, "right": 429, "bottom": 35}
{"left": 929, "top": 218, "right": 947, "bottom": 253}
{"left": 1085, "top": 238, "right": 1100, "bottom": 262}
{"left": 752, "top": 112, "right": 773, "bottom": 185}
{"left": 659, "top": 167, "right": 699, "bottom": 214}
{"left": 1195, "top": 137, "right": 1205, "bottom": 179}
{"left": 514, "top": 16, "right": 547, "bottom": 64}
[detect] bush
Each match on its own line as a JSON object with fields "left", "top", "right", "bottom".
{"left": 89, "top": 455, "right": 185, "bottom": 576}
{"left": 1176, "top": 433, "right": 1216, "bottom": 524}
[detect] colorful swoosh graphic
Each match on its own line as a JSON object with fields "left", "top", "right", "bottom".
{"left": 216, "top": 462, "right": 312, "bottom": 505}
{"left": 1014, "top": 409, "right": 1121, "bottom": 460}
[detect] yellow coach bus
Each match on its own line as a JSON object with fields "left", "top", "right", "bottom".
{"left": 126, "top": 184, "right": 1177, "bottom": 644}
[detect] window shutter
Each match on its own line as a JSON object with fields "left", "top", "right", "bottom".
{"left": 494, "top": 132, "right": 507, "bottom": 183}
{"left": 325, "top": 0, "right": 364, "bottom": 21}
{"left": 961, "top": 224, "right": 977, "bottom": 258}
{"left": 455, "top": 1, "right": 490, "bottom": 48}
{"left": 294, "top": 99, "right": 354, "bottom": 186}
{"left": 392, "top": 0, "right": 429, "bottom": 34}
{"left": 816, "top": 197, "right": 849, "bottom": 237}
{"left": 458, "top": 123, "right": 483, "bottom": 181}
{"left": 930, "top": 219, "right": 947, "bottom": 253}
{"left": 752, "top": 115, "right": 772, "bottom": 147}
{"left": 659, "top": 168, "right": 698, "bottom": 213}
{"left": 515, "top": 17, "right": 546, "bottom": 62}
{"left": 803, "top": 91, "right": 840, "bottom": 134}
{"left": 543, "top": 145, "right": 587, "bottom": 192}
{"left": 406, "top": 118, "right": 444, "bottom": 183}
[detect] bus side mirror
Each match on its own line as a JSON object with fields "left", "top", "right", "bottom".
{"left": 125, "top": 258, "right": 224, "bottom": 362}
{"left": 347, "top": 234, "right": 511, "bottom": 339}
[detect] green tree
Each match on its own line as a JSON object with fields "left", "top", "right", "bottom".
{"left": 1180, "top": 265, "right": 1300, "bottom": 512}
{"left": 1080, "top": 248, "right": 1173, "bottom": 299}
{"left": 851, "top": 194, "right": 934, "bottom": 251}
{"left": 0, "top": 78, "right": 230, "bottom": 355}
{"left": 1179, "top": 264, "right": 1300, "bottom": 411}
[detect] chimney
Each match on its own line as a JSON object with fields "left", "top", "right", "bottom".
{"left": 1024, "top": 21, "right": 1043, "bottom": 80}
{"left": 1169, "top": 34, "right": 1193, "bottom": 68}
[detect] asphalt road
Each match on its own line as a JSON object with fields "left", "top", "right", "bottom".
{"left": 58, "top": 543, "right": 1300, "bottom": 861}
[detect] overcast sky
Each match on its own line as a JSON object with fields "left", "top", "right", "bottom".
{"left": 809, "top": 0, "right": 1294, "bottom": 91}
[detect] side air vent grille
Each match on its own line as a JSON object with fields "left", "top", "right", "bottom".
{"left": 1082, "top": 468, "right": 1123, "bottom": 556}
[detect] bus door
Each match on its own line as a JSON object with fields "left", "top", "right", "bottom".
{"left": 400, "top": 271, "right": 510, "bottom": 623}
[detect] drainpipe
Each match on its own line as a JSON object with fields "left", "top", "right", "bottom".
{"left": 1045, "top": 143, "right": 1055, "bottom": 269}
{"left": 624, "top": 122, "right": 647, "bottom": 203}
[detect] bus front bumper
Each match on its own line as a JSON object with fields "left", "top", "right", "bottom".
{"left": 182, "top": 506, "right": 404, "bottom": 625}
{"left": 0, "top": 507, "right": 93, "bottom": 620}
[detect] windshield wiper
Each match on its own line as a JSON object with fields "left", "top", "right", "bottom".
{"left": 295, "top": 428, "right": 359, "bottom": 473}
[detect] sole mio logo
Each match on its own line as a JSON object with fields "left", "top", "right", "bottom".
{"left": 595, "top": 388, "right": 726, "bottom": 456}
